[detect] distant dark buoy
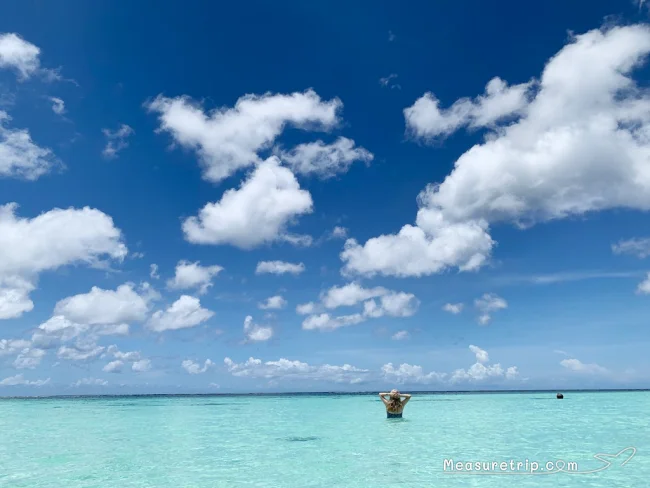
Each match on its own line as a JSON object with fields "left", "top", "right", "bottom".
{"left": 556, "top": 393, "right": 564, "bottom": 399}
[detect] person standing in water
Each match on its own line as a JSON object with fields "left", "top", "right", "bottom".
{"left": 379, "top": 389, "right": 411, "bottom": 418}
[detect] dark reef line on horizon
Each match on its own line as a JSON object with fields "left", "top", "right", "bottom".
{"left": 0, "top": 388, "right": 648, "bottom": 400}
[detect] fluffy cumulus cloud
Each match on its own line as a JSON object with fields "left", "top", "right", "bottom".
{"left": 182, "top": 359, "right": 214, "bottom": 374}
{"left": 382, "top": 345, "right": 519, "bottom": 385}
{"left": 224, "top": 356, "right": 369, "bottom": 384}
{"left": 320, "top": 282, "right": 388, "bottom": 309}
{"left": 255, "top": 260, "right": 305, "bottom": 275}
{"left": 474, "top": 293, "right": 507, "bottom": 325}
{"left": 0, "top": 276, "right": 35, "bottom": 319}
{"left": 13, "top": 347, "right": 46, "bottom": 369}
{"left": 299, "top": 283, "right": 420, "bottom": 331}
{"left": 0, "top": 111, "right": 60, "bottom": 181}
{"left": 405, "top": 77, "right": 532, "bottom": 139}
{"left": 342, "top": 25, "right": 650, "bottom": 278}
{"left": 243, "top": 315, "right": 273, "bottom": 342}
{"left": 167, "top": 260, "right": 223, "bottom": 295}
{"left": 443, "top": 303, "right": 464, "bottom": 314}
{"left": 53, "top": 283, "right": 152, "bottom": 326}
{"left": 0, "top": 339, "right": 31, "bottom": 356}
{"left": 132, "top": 359, "right": 151, "bottom": 372}
{"left": 274, "top": 137, "right": 373, "bottom": 179}
{"left": 0, "top": 203, "right": 127, "bottom": 320}
{"left": 382, "top": 363, "right": 447, "bottom": 384}
{"left": 102, "top": 124, "right": 134, "bottom": 159}
{"left": 258, "top": 295, "right": 287, "bottom": 310}
{"left": 146, "top": 89, "right": 341, "bottom": 183}
{"left": 182, "top": 157, "right": 313, "bottom": 249}
{"left": 147, "top": 295, "right": 214, "bottom": 332}
{"left": 0, "top": 33, "right": 40, "bottom": 79}
{"left": 636, "top": 272, "right": 650, "bottom": 294}
{"left": 560, "top": 358, "right": 609, "bottom": 375}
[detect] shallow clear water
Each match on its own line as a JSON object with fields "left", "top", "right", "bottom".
{"left": 0, "top": 392, "right": 648, "bottom": 487}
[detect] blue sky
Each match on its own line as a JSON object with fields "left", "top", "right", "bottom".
{"left": 1, "top": 0, "right": 650, "bottom": 395}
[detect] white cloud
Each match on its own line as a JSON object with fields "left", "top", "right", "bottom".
{"left": 442, "top": 303, "right": 463, "bottom": 314}
{"left": 405, "top": 77, "right": 531, "bottom": 139}
{"left": 474, "top": 293, "right": 507, "bottom": 324}
{"left": 0, "top": 339, "right": 31, "bottom": 356}
{"left": 258, "top": 295, "right": 287, "bottom": 310}
{"left": 275, "top": 137, "right": 373, "bottom": 179}
{"left": 224, "top": 356, "right": 368, "bottom": 384}
{"left": 450, "top": 345, "right": 518, "bottom": 383}
{"left": 182, "top": 359, "right": 214, "bottom": 374}
{"left": 363, "top": 292, "right": 420, "bottom": 318}
{"left": 342, "top": 25, "right": 650, "bottom": 278}
{"left": 57, "top": 344, "right": 105, "bottom": 361}
{"left": 613, "top": 237, "right": 650, "bottom": 258}
{"left": 102, "top": 124, "right": 134, "bottom": 159}
{"left": 560, "top": 358, "right": 609, "bottom": 375}
{"left": 49, "top": 97, "right": 65, "bottom": 115}
{"left": 331, "top": 226, "right": 348, "bottom": 239}
{"left": 0, "top": 203, "right": 126, "bottom": 273}
{"left": 243, "top": 315, "right": 273, "bottom": 342}
{"left": 182, "top": 157, "right": 313, "bottom": 249}
{"left": 300, "top": 283, "right": 419, "bottom": 331}
{"left": 379, "top": 73, "right": 401, "bottom": 90}
{"left": 0, "top": 276, "right": 35, "bottom": 319}
{"left": 255, "top": 260, "right": 305, "bottom": 275}
{"left": 296, "top": 302, "right": 316, "bottom": 315}
{"left": 637, "top": 272, "right": 650, "bottom": 294}
{"left": 103, "top": 360, "right": 123, "bottom": 373}
{"left": 391, "top": 330, "right": 409, "bottom": 340}
{"left": 167, "top": 260, "right": 223, "bottom": 294}
{"left": 31, "top": 314, "right": 129, "bottom": 351}
{"left": 450, "top": 362, "right": 505, "bottom": 382}
{"left": 53, "top": 283, "right": 151, "bottom": 325}
{"left": 147, "top": 295, "right": 214, "bottom": 332}
{"left": 0, "top": 204, "right": 126, "bottom": 317}
{"left": 146, "top": 89, "right": 341, "bottom": 183}
{"left": 469, "top": 344, "right": 489, "bottom": 363}
{"left": 382, "top": 345, "right": 518, "bottom": 385}
{"left": 150, "top": 264, "right": 160, "bottom": 279}
{"left": 0, "top": 111, "right": 60, "bottom": 181}
{"left": 73, "top": 377, "right": 108, "bottom": 387}
{"left": 381, "top": 363, "right": 446, "bottom": 384}
{"left": 0, "top": 33, "right": 40, "bottom": 79}
{"left": 0, "top": 374, "right": 49, "bottom": 386}
{"left": 505, "top": 366, "right": 519, "bottom": 379}
{"left": 13, "top": 347, "right": 46, "bottom": 369}
{"left": 302, "top": 312, "right": 365, "bottom": 331}
{"left": 132, "top": 359, "right": 151, "bottom": 372}
{"left": 105, "top": 345, "right": 141, "bottom": 362}
{"left": 321, "top": 282, "right": 388, "bottom": 309}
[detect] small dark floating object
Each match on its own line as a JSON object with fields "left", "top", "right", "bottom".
{"left": 285, "top": 436, "right": 319, "bottom": 442}
{"left": 556, "top": 393, "right": 564, "bottom": 399}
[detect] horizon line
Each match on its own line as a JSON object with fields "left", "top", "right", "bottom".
{"left": 1, "top": 388, "right": 649, "bottom": 399}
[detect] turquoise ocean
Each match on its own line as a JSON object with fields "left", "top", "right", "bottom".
{"left": 0, "top": 391, "right": 647, "bottom": 487}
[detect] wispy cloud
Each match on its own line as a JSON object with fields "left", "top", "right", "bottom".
{"left": 102, "top": 124, "right": 134, "bottom": 159}
{"left": 379, "top": 73, "right": 401, "bottom": 90}
{"left": 494, "top": 270, "right": 642, "bottom": 286}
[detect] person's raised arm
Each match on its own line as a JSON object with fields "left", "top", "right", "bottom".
{"left": 400, "top": 394, "right": 411, "bottom": 406}
{"left": 378, "top": 393, "right": 389, "bottom": 406}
